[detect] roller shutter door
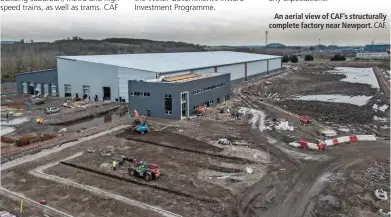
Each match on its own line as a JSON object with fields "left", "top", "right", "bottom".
{"left": 22, "top": 82, "right": 27, "bottom": 94}
{"left": 35, "top": 83, "right": 41, "bottom": 95}
{"left": 51, "top": 83, "right": 57, "bottom": 96}
{"left": 43, "top": 84, "right": 49, "bottom": 95}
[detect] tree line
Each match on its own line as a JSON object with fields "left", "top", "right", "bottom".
{"left": 1, "top": 37, "right": 206, "bottom": 82}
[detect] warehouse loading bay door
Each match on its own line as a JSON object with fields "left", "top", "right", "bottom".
{"left": 103, "top": 87, "right": 111, "bottom": 101}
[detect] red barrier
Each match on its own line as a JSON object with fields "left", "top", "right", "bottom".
{"left": 332, "top": 138, "right": 339, "bottom": 145}
{"left": 349, "top": 135, "right": 358, "bottom": 142}
{"left": 317, "top": 143, "right": 325, "bottom": 150}
{"left": 299, "top": 140, "right": 309, "bottom": 149}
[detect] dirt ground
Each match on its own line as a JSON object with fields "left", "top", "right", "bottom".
{"left": 240, "top": 62, "right": 390, "bottom": 137}
{"left": 1, "top": 60, "right": 390, "bottom": 217}
{"left": 0, "top": 194, "right": 43, "bottom": 217}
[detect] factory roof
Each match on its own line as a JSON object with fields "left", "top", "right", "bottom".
{"left": 58, "top": 51, "right": 281, "bottom": 73}
{"left": 15, "top": 68, "right": 57, "bottom": 76}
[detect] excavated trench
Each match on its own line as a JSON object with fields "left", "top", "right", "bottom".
{"left": 60, "top": 161, "right": 221, "bottom": 204}
{"left": 123, "top": 137, "right": 257, "bottom": 164}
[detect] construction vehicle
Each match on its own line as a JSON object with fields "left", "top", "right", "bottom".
{"left": 119, "top": 156, "right": 134, "bottom": 166}
{"left": 132, "top": 109, "right": 149, "bottom": 134}
{"left": 299, "top": 116, "right": 312, "bottom": 125}
{"left": 128, "top": 159, "right": 161, "bottom": 181}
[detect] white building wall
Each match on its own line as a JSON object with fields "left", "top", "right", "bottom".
{"left": 162, "top": 70, "right": 192, "bottom": 77}
{"left": 193, "top": 67, "right": 215, "bottom": 74}
{"left": 247, "top": 60, "right": 268, "bottom": 76}
{"left": 356, "top": 53, "right": 389, "bottom": 59}
{"left": 217, "top": 63, "right": 245, "bottom": 81}
{"left": 268, "top": 58, "right": 282, "bottom": 71}
{"left": 118, "top": 67, "right": 157, "bottom": 103}
{"left": 58, "top": 59, "right": 119, "bottom": 101}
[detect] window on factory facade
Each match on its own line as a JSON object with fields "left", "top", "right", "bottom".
{"left": 130, "top": 92, "right": 150, "bottom": 97}
{"left": 164, "top": 93, "right": 172, "bottom": 115}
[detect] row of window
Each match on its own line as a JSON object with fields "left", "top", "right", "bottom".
{"left": 192, "top": 100, "right": 214, "bottom": 110}
{"left": 192, "top": 82, "right": 227, "bottom": 95}
{"left": 130, "top": 92, "right": 151, "bottom": 97}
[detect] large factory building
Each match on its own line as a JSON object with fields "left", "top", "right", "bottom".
{"left": 56, "top": 51, "right": 282, "bottom": 102}
{"left": 128, "top": 73, "right": 231, "bottom": 120}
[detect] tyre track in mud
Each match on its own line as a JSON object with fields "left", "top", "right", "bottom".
{"left": 232, "top": 82, "right": 336, "bottom": 217}
{"left": 60, "top": 161, "right": 220, "bottom": 204}
{"left": 123, "top": 137, "right": 260, "bottom": 164}
{"left": 232, "top": 78, "right": 389, "bottom": 217}
{"left": 231, "top": 86, "right": 305, "bottom": 217}
{"left": 30, "top": 155, "right": 183, "bottom": 217}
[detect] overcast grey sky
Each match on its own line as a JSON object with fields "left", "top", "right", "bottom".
{"left": 1, "top": 0, "right": 390, "bottom": 46}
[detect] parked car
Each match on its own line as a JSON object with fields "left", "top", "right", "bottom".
{"left": 45, "top": 107, "right": 60, "bottom": 114}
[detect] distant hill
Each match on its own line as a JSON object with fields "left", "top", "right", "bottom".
{"left": 1, "top": 37, "right": 206, "bottom": 81}
{"left": 265, "top": 43, "right": 286, "bottom": 48}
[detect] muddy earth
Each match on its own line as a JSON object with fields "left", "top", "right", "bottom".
{"left": 1, "top": 61, "right": 389, "bottom": 217}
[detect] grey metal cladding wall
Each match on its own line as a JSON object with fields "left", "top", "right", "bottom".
{"left": 128, "top": 81, "right": 181, "bottom": 120}
{"left": 187, "top": 73, "right": 231, "bottom": 109}
{"left": 15, "top": 69, "right": 58, "bottom": 93}
{"left": 128, "top": 73, "right": 231, "bottom": 120}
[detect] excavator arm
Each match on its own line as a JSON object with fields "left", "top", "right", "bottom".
{"left": 133, "top": 109, "right": 147, "bottom": 125}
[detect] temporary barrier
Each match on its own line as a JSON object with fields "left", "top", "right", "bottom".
{"left": 349, "top": 135, "right": 358, "bottom": 142}
{"left": 293, "top": 134, "right": 376, "bottom": 151}
{"left": 288, "top": 142, "right": 301, "bottom": 148}
{"left": 324, "top": 140, "right": 334, "bottom": 146}
{"left": 299, "top": 140, "right": 309, "bottom": 149}
{"left": 338, "top": 136, "right": 350, "bottom": 143}
{"left": 307, "top": 142, "right": 319, "bottom": 150}
{"left": 356, "top": 135, "right": 377, "bottom": 141}
{"left": 298, "top": 140, "right": 323, "bottom": 150}
{"left": 325, "top": 134, "right": 377, "bottom": 146}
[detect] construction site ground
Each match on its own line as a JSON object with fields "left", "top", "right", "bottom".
{"left": 1, "top": 60, "right": 390, "bottom": 217}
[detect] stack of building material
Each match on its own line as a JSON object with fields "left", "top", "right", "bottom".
{"left": 163, "top": 74, "right": 199, "bottom": 82}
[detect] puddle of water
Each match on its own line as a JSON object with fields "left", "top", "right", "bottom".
{"left": 1, "top": 125, "right": 16, "bottom": 136}
{"left": 291, "top": 94, "right": 373, "bottom": 106}
{"left": 62, "top": 112, "right": 124, "bottom": 131}
{"left": 329, "top": 67, "right": 380, "bottom": 89}
{"left": 1, "top": 117, "right": 30, "bottom": 126}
